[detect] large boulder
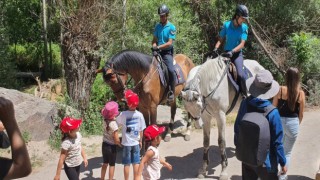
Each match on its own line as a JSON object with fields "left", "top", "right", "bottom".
{"left": 0, "top": 87, "right": 57, "bottom": 141}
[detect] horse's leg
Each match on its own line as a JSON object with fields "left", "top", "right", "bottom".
{"left": 198, "top": 111, "right": 212, "bottom": 179}
{"left": 216, "top": 110, "right": 228, "bottom": 180}
{"left": 139, "top": 105, "right": 157, "bottom": 155}
{"left": 164, "top": 101, "right": 177, "bottom": 142}
{"left": 184, "top": 112, "right": 192, "bottom": 141}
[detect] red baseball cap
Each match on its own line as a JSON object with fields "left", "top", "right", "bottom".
{"left": 124, "top": 89, "right": 134, "bottom": 99}
{"left": 125, "top": 90, "right": 139, "bottom": 108}
{"left": 144, "top": 125, "right": 166, "bottom": 141}
{"left": 60, "top": 117, "right": 82, "bottom": 133}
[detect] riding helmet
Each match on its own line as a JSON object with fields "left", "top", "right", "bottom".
{"left": 158, "top": 4, "right": 169, "bottom": 15}
{"left": 235, "top": 4, "right": 249, "bottom": 19}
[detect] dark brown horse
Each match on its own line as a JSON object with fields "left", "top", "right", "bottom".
{"left": 100, "top": 50, "right": 195, "bottom": 141}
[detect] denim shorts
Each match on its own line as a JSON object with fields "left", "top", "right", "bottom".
{"left": 122, "top": 144, "right": 140, "bottom": 165}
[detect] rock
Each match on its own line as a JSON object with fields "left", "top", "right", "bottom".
{"left": 0, "top": 87, "right": 58, "bottom": 141}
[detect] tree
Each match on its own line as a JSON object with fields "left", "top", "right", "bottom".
{"left": 58, "top": 0, "right": 120, "bottom": 113}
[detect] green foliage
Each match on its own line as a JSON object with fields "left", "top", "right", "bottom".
{"left": 22, "top": 131, "right": 31, "bottom": 143}
{"left": 7, "top": 42, "right": 62, "bottom": 77}
{"left": 308, "top": 80, "right": 320, "bottom": 106}
{"left": 0, "top": 50, "right": 19, "bottom": 88}
{"left": 81, "top": 73, "right": 116, "bottom": 135}
{"left": 288, "top": 32, "right": 320, "bottom": 82}
{"left": 3, "top": 0, "right": 42, "bottom": 44}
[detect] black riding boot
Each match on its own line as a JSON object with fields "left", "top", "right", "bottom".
{"left": 240, "top": 78, "right": 248, "bottom": 97}
{"left": 167, "top": 76, "right": 175, "bottom": 103}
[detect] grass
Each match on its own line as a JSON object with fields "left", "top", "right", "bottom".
{"left": 22, "top": 131, "right": 31, "bottom": 144}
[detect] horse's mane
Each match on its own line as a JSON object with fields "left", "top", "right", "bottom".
{"left": 108, "top": 50, "right": 152, "bottom": 73}
{"left": 189, "top": 57, "right": 227, "bottom": 96}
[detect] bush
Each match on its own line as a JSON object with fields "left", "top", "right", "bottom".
{"left": 288, "top": 32, "right": 320, "bottom": 82}
{"left": 7, "top": 42, "right": 62, "bottom": 78}
{"left": 82, "top": 73, "right": 116, "bottom": 135}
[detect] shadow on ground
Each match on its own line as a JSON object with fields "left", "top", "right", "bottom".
{"left": 230, "top": 175, "right": 313, "bottom": 180}
{"left": 161, "top": 145, "right": 236, "bottom": 179}
{"left": 80, "top": 146, "right": 123, "bottom": 180}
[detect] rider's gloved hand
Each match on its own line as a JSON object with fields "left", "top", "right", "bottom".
{"left": 225, "top": 51, "right": 233, "bottom": 58}
{"left": 151, "top": 46, "right": 159, "bottom": 51}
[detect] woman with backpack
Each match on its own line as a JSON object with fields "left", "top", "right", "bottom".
{"left": 273, "top": 67, "right": 305, "bottom": 179}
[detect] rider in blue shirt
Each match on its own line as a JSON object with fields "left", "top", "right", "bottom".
{"left": 214, "top": 4, "right": 249, "bottom": 97}
{"left": 152, "top": 4, "right": 176, "bottom": 103}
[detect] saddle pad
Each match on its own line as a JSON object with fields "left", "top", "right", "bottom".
{"left": 227, "top": 64, "right": 253, "bottom": 91}
{"left": 157, "top": 63, "right": 185, "bottom": 87}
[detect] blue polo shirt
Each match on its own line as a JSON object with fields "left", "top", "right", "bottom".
{"left": 153, "top": 21, "right": 176, "bottom": 50}
{"left": 219, "top": 20, "right": 248, "bottom": 51}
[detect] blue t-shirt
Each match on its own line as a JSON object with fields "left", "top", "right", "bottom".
{"left": 153, "top": 21, "right": 176, "bottom": 50}
{"left": 219, "top": 20, "right": 248, "bottom": 51}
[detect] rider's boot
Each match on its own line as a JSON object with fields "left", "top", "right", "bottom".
{"left": 167, "top": 80, "right": 175, "bottom": 103}
{"left": 167, "top": 89, "right": 175, "bottom": 103}
{"left": 240, "top": 78, "right": 248, "bottom": 98}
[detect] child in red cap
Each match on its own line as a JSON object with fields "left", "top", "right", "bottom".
{"left": 135, "top": 125, "right": 172, "bottom": 180}
{"left": 116, "top": 90, "right": 146, "bottom": 180}
{"left": 54, "top": 117, "right": 88, "bottom": 180}
{"left": 100, "top": 101, "right": 121, "bottom": 180}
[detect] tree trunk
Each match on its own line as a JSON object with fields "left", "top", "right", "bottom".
{"left": 42, "top": 0, "right": 49, "bottom": 81}
{"left": 61, "top": 32, "right": 100, "bottom": 113}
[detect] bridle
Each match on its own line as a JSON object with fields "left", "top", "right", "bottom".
{"left": 103, "top": 64, "right": 128, "bottom": 96}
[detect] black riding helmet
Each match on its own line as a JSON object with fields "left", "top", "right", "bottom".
{"left": 158, "top": 4, "right": 169, "bottom": 15}
{"left": 235, "top": 4, "right": 249, "bottom": 19}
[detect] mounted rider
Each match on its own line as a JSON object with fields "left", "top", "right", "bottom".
{"left": 152, "top": 4, "right": 176, "bottom": 103}
{"left": 214, "top": 4, "right": 249, "bottom": 97}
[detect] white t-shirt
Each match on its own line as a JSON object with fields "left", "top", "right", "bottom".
{"left": 142, "top": 146, "right": 162, "bottom": 180}
{"left": 116, "top": 110, "right": 146, "bottom": 146}
{"left": 102, "top": 120, "right": 119, "bottom": 144}
{"left": 61, "top": 132, "right": 83, "bottom": 167}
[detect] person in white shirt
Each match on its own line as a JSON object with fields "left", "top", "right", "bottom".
{"left": 135, "top": 125, "right": 172, "bottom": 180}
{"left": 117, "top": 90, "right": 146, "bottom": 180}
{"left": 54, "top": 117, "right": 88, "bottom": 180}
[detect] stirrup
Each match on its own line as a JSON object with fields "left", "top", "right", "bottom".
{"left": 167, "top": 91, "right": 174, "bottom": 103}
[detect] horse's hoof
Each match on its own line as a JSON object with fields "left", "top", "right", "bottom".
{"left": 197, "top": 173, "right": 205, "bottom": 179}
{"left": 219, "top": 174, "right": 228, "bottom": 180}
{"left": 184, "top": 134, "right": 190, "bottom": 141}
{"left": 164, "top": 135, "right": 171, "bottom": 142}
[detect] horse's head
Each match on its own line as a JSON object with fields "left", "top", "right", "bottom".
{"left": 101, "top": 63, "right": 128, "bottom": 101}
{"left": 180, "top": 89, "right": 203, "bottom": 119}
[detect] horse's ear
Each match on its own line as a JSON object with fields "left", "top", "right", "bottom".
{"left": 180, "top": 91, "right": 187, "bottom": 99}
{"left": 192, "top": 91, "right": 200, "bottom": 99}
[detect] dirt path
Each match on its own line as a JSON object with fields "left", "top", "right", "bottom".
{"left": 19, "top": 106, "right": 320, "bottom": 180}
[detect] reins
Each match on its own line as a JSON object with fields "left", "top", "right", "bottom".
{"left": 200, "top": 56, "right": 230, "bottom": 116}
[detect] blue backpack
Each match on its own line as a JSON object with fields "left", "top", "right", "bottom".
{"left": 236, "top": 104, "right": 276, "bottom": 167}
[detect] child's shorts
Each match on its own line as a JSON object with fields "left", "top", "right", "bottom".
{"left": 122, "top": 144, "right": 140, "bottom": 165}
{"left": 102, "top": 142, "right": 117, "bottom": 166}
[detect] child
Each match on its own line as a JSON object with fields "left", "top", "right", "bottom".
{"left": 101, "top": 101, "right": 121, "bottom": 180}
{"left": 54, "top": 117, "right": 88, "bottom": 180}
{"left": 135, "top": 125, "right": 172, "bottom": 180}
{"left": 116, "top": 90, "right": 146, "bottom": 180}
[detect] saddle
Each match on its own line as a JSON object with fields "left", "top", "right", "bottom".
{"left": 156, "top": 55, "right": 185, "bottom": 88}
{"left": 155, "top": 54, "right": 186, "bottom": 104}
{"left": 225, "top": 60, "right": 252, "bottom": 114}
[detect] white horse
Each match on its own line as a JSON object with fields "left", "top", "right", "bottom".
{"left": 181, "top": 56, "right": 264, "bottom": 179}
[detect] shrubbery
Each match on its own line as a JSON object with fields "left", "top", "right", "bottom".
{"left": 7, "top": 43, "right": 62, "bottom": 78}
